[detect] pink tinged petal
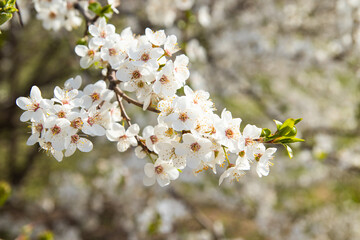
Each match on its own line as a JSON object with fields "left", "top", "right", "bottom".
{"left": 65, "top": 144, "right": 77, "bottom": 157}
{"left": 144, "top": 163, "right": 155, "bottom": 177}
{"left": 30, "top": 86, "right": 42, "bottom": 101}
{"left": 75, "top": 45, "right": 88, "bottom": 57}
{"left": 27, "top": 134, "right": 39, "bottom": 146}
{"left": 117, "top": 140, "right": 130, "bottom": 152}
{"left": 77, "top": 138, "right": 93, "bottom": 152}
{"left": 16, "top": 97, "right": 32, "bottom": 110}
{"left": 157, "top": 176, "right": 170, "bottom": 187}
{"left": 20, "top": 111, "right": 32, "bottom": 122}
{"left": 143, "top": 175, "right": 156, "bottom": 186}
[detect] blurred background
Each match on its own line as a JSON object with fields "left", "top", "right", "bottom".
{"left": 1, "top": 0, "right": 360, "bottom": 239}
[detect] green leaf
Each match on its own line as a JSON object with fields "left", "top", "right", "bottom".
{"left": 282, "top": 144, "right": 293, "bottom": 159}
{"left": 273, "top": 119, "right": 282, "bottom": 130}
{"left": 284, "top": 126, "right": 297, "bottom": 137}
{"left": 294, "top": 118, "right": 302, "bottom": 125}
{"left": 278, "top": 118, "right": 295, "bottom": 136}
{"left": 88, "top": 2, "right": 102, "bottom": 15}
{"left": 0, "top": 12, "right": 12, "bottom": 26}
{"left": 76, "top": 37, "right": 87, "bottom": 45}
{"left": 261, "top": 128, "right": 271, "bottom": 137}
{"left": 274, "top": 137, "right": 305, "bottom": 144}
{"left": 100, "top": 4, "right": 113, "bottom": 15}
{"left": 0, "top": 181, "right": 11, "bottom": 207}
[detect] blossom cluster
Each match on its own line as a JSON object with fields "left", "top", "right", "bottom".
{"left": 15, "top": 76, "right": 127, "bottom": 161}
{"left": 32, "top": 0, "right": 118, "bottom": 31}
{"left": 18, "top": 18, "right": 278, "bottom": 187}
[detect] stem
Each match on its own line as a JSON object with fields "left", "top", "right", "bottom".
{"left": 222, "top": 146, "right": 231, "bottom": 165}
{"left": 15, "top": 2, "right": 24, "bottom": 28}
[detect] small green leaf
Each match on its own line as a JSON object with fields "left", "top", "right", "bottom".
{"left": 278, "top": 118, "right": 295, "bottom": 136}
{"left": 100, "top": 4, "right": 113, "bottom": 15}
{"left": 275, "top": 137, "right": 304, "bottom": 144}
{"left": 0, "top": 12, "right": 12, "bottom": 26}
{"left": 76, "top": 37, "right": 87, "bottom": 45}
{"left": 284, "top": 126, "right": 297, "bottom": 137}
{"left": 261, "top": 128, "right": 271, "bottom": 137}
{"left": 294, "top": 118, "right": 302, "bottom": 125}
{"left": 282, "top": 144, "right": 293, "bottom": 159}
{"left": 273, "top": 119, "right": 282, "bottom": 130}
{"left": 0, "top": 181, "right": 11, "bottom": 207}
{"left": 88, "top": 2, "right": 102, "bottom": 15}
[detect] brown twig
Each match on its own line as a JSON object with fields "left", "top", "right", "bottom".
{"left": 15, "top": 2, "right": 24, "bottom": 28}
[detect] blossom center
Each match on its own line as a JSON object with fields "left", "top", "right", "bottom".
{"left": 132, "top": 70, "right": 141, "bottom": 79}
{"left": 155, "top": 165, "right": 163, "bottom": 174}
{"left": 100, "top": 30, "right": 106, "bottom": 38}
{"left": 159, "top": 75, "right": 169, "bottom": 84}
{"left": 225, "top": 129, "right": 234, "bottom": 139}
{"left": 87, "top": 117, "right": 95, "bottom": 126}
{"left": 178, "top": 112, "right": 189, "bottom": 122}
{"left": 137, "top": 81, "right": 145, "bottom": 88}
{"left": 35, "top": 124, "right": 43, "bottom": 133}
{"left": 71, "top": 117, "right": 83, "bottom": 129}
{"left": 91, "top": 92, "right": 100, "bottom": 102}
{"left": 57, "top": 111, "right": 66, "bottom": 118}
{"left": 190, "top": 142, "right": 201, "bottom": 152}
{"left": 141, "top": 53, "right": 150, "bottom": 62}
{"left": 109, "top": 48, "right": 117, "bottom": 56}
{"left": 32, "top": 103, "right": 40, "bottom": 112}
{"left": 71, "top": 134, "right": 80, "bottom": 144}
{"left": 150, "top": 135, "right": 158, "bottom": 144}
{"left": 51, "top": 125, "right": 61, "bottom": 135}
{"left": 87, "top": 49, "right": 95, "bottom": 58}
{"left": 255, "top": 153, "right": 263, "bottom": 162}
{"left": 49, "top": 11, "right": 57, "bottom": 19}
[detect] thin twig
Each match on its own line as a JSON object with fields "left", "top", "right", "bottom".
{"left": 15, "top": 2, "right": 24, "bottom": 28}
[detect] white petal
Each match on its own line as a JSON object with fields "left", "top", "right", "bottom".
{"left": 77, "top": 138, "right": 93, "bottom": 152}
{"left": 144, "top": 163, "right": 155, "bottom": 177}
{"left": 157, "top": 176, "right": 170, "bottom": 187}
{"left": 117, "top": 140, "right": 130, "bottom": 152}
{"left": 75, "top": 45, "right": 88, "bottom": 57}
{"left": 65, "top": 144, "right": 77, "bottom": 157}
{"left": 16, "top": 97, "right": 31, "bottom": 110}
{"left": 143, "top": 175, "right": 156, "bottom": 186}
{"left": 20, "top": 111, "right": 32, "bottom": 122}
{"left": 30, "top": 86, "right": 42, "bottom": 101}
{"left": 127, "top": 124, "right": 140, "bottom": 136}
{"left": 26, "top": 134, "right": 39, "bottom": 146}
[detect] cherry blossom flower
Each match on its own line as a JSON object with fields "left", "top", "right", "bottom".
{"left": 106, "top": 123, "right": 140, "bottom": 152}
{"left": 143, "top": 159, "right": 179, "bottom": 187}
